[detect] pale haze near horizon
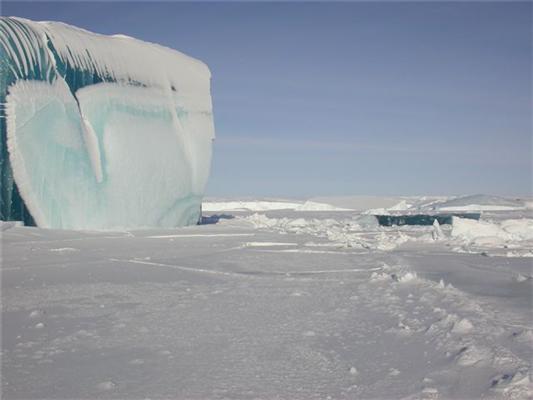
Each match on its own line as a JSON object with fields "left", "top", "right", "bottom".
{"left": 2, "top": 1, "right": 531, "bottom": 198}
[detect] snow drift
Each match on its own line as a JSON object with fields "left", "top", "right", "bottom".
{"left": 0, "top": 17, "right": 214, "bottom": 229}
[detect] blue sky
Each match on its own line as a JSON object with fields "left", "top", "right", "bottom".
{"left": 3, "top": 2, "right": 531, "bottom": 197}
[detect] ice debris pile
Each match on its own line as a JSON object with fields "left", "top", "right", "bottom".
{"left": 0, "top": 17, "right": 214, "bottom": 229}
{"left": 235, "top": 196, "right": 533, "bottom": 257}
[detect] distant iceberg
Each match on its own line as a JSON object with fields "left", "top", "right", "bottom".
{"left": 0, "top": 17, "right": 214, "bottom": 229}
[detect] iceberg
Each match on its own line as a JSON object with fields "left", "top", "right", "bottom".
{"left": 0, "top": 17, "right": 214, "bottom": 229}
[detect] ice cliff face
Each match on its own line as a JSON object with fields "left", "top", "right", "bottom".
{"left": 0, "top": 17, "right": 214, "bottom": 229}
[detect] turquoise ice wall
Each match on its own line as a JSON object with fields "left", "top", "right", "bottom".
{"left": 0, "top": 17, "right": 109, "bottom": 224}
{"left": 1, "top": 18, "right": 45, "bottom": 224}
{"left": 0, "top": 17, "right": 214, "bottom": 229}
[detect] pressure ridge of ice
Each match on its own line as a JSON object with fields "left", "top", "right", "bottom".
{"left": 0, "top": 17, "right": 214, "bottom": 229}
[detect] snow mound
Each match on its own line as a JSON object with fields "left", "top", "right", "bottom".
{"left": 308, "top": 196, "right": 410, "bottom": 211}
{"left": 203, "top": 200, "right": 350, "bottom": 212}
{"left": 432, "top": 194, "right": 524, "bottom": 212}
{"left": 452, "top": 218, "right": 533, "bottom": 242}
{"left": 0, "top": 221, "right": 23, "bottom": 231}
{"left": 295, "top": 201, "right": 351, "bottom": 211}
{"left": 203, "top": 201, "right": 302, "bottom": 212}
{"left": 387, "top": 200, "right": 413, "bottom": 211}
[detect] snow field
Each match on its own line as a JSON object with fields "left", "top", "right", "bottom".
{"left": 2, "top": 195, "right": 532, "bottom": 398}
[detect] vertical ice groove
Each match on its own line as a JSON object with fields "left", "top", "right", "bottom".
{"left": 9, "top": 21, "right": 31, "bottom": 77}
{"left": 80, "top": 115, "right": 103, "bottom": 183}
{"left": 1, "top": 21, "right": 25, "bottom": 76}
{"left": 0, "top": 21, "right": 25, "bottom": 77}
{"left": 0, "top": 26, "right": 19, "bottom": 72}
{"left": 10, "top": 19, "right": 37, "bottom": 76}
{"left": 42, "top": 32, "right": 59, "bottom": 83}
{"left": 0, "top": 36, "right": 21, "bottom": 78}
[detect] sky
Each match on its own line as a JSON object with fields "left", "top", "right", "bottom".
{"left": 2, "top": 1, "right": 531, "bottom": 198}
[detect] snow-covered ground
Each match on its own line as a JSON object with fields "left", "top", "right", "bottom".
{"left": 2, "top": 195, "right": 532, "bottom": 399}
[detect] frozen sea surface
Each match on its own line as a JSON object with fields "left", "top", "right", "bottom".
{"left": 2, "top": 196, "right": 532, "bottom": 399}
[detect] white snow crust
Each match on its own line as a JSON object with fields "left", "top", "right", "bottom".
{"left": 2, "top": 195, "right": 532, "bottom": 399}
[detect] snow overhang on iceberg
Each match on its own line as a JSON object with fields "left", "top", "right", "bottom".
{"left": 0, "top": 17, "right": 215, "bottom": 229}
